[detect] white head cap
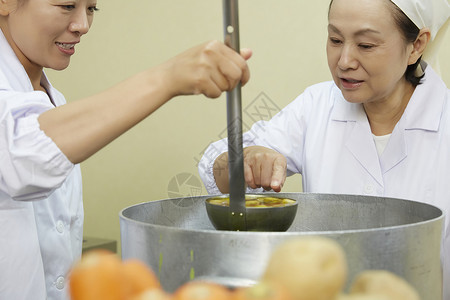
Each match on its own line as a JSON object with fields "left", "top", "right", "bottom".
{"left": 390, "top": 0, "right": 450, "bottom": 40}
{"left": 390, "top": 0, "right": 450, "bottom": 73}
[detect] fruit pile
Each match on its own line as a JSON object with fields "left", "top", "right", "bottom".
{"left": 69, "top": 237, "right": 420, "bottom": 300}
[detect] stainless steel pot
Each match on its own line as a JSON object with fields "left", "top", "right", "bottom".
{"left": 119, "top": 193, "right": 443, "bottom": 299}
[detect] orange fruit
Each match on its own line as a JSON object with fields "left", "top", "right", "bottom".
{"left": 232, "top": 281, "right": 294, "bottom": 300}
{"left": 122, "top": 259, "right": 161, "bottom": 297}
{"left": 69, "top": 249, "right": 125, "bottom": 300}
{"left": 336, "top": 294, "right": 390, "bottom": 300}
{"left": 172, "top": 281, "right": 231, "bottom": 300}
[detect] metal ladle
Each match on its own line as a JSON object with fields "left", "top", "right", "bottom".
{"left": 205, "top": 0, "right": 298, "bottom": 231}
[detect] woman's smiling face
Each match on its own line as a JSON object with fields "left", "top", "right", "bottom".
{"left": 0, "top": 0, "right": 98, "bottom": 73}
{"left": 327, "top": 0, "right": 416, "bottom": 105}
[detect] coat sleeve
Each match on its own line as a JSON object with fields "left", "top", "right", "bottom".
{"left": 0, "top": 90, "right": 74, "bottom": 201}
{"left": 198, "top": 90, "right": 313, "bottom": 195}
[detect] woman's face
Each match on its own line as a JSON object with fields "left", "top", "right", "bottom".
{"left": 1, "top": 0, "right": 97, "bottom": 72}
{"left": 327, "top": 0, "right": 415, "bottom": 104}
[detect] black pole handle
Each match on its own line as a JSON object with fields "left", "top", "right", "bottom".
{"left": 223, "top": 0, "right": 246, "bottom": 231}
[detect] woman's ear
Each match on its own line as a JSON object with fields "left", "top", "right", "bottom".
{"left": 408, "top": 28, "right": 431, "bottom": 65}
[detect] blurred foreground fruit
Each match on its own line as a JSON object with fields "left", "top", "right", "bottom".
{"left": 349, "top": 270, "right": 420, "bottom": 300}
{"left": 69, "top": 250, "right": 162, "bottom": 300}
{"left": 262, "top": 236, "right": 347, "bottom": 300}
{"left": 122, "top": 259, "right": 161, "bottom": 297}
{"left": 172, "top": 281, "right": 232, "bottom": 300}
{"left": 336, "top": 294, "right": 390, "bottom": 300}
{"left": 69, "top": 250, "right": 125, "bottom": 300}
{"left": 232, "top": 281, "right": 294, "bottom": 300}
{"left": 131, "top": 288, "right": 173, "bottom": 300}
{"left": 69, "top": 238, "right": 420, "bottom": 300}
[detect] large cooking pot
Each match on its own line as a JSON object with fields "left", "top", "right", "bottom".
{"left": 119, "top": 193, "right": 443, "bottom": 299}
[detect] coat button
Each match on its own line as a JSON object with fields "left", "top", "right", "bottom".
{"left": 364, "top": 184, "right": 374, "bottom": 194}
{"left": 56, "top": 220, "right": 64, "bottom": 233}
{"left": 56, "top": 276, "right": 65, "bottom": 290}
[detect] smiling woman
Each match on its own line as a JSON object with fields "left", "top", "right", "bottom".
{"left": 0, "top": 0, "right": 97, "bottom": 87}
{"left": 0, "top": 0, "right": 251, "bottom": 299}
{"left": 198, "top": 0, "right": 450, "bottom": 299}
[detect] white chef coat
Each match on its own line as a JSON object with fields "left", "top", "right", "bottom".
{"left": 0, "top": 31, "right": 83, "bottom": 300}
{"left": 199, "top": 64, "right": 450, "bottom": 299}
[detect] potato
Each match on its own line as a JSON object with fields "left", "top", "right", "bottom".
{"left": 262, "top": 236, "right": 348, "bottom": 300}
{"left": 336, "top": 294, "right": 390, "bottom": 300}
{"left": 349, "top": 270, "right": 420, "bottom": 300}
{"left": 232, "top": 280, "right": 294, "bottom": 300}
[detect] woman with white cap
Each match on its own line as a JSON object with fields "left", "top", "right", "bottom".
{"left": 199, "top": 0, "right": 450, "bottom": 298}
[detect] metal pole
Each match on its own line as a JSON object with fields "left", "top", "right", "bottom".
{"left": 223, "top": 0, "right": 246, "bottom": 231}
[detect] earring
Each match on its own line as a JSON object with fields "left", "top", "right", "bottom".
{"left": 414, "top": 62, "right": 424, "bottom": 77}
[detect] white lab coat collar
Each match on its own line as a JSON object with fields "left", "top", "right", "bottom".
{"left": 329, "top": 89, "right": 383, "bottom": 185}
{"left": 331, "top": 64, "right": 447, "bottom": 133}
{"left": 0, "top": 30, "right": 34, "bottom": 92}
{"left": 329, "top": 65, "right": 448, "bottom": 184}
{"left": 401, "top": 64, "right": 447, "bottom": 131}
{"left": 0, "top": 30, "right": 62, "bottom": 107}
